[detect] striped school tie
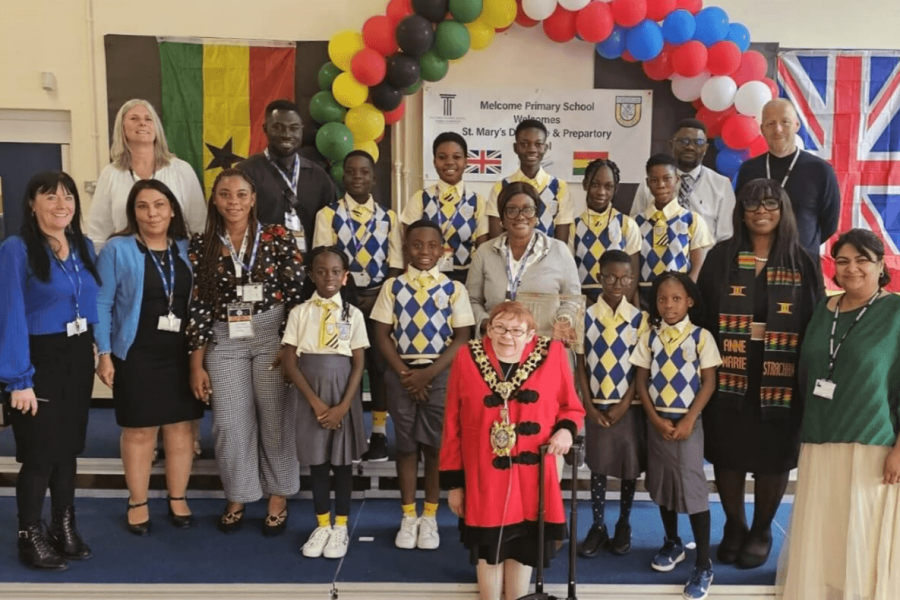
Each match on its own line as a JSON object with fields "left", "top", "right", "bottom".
{"left": 314, "top": 299, "right": 340, "bottom": 350}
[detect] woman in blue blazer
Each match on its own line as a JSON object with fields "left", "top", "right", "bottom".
{"left": 95, "top": 179, "right": 203, "bottom": 535}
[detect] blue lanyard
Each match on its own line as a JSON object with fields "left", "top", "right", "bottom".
{"left": 347, "top": 202, "right": 378, "bottom": 257}
{"left": 144, "top": 240, "right": 176, "bottom": 314}
{"left": 219, "top": 223, "right": 261, "bottom": 279}
{"left": 504, "top": 234, "right": 538, "bottom": 301}
{"left": 54, "top": 250, "right": 83, "bottom": 320}
{"left": 437, "top": 187, "right": 466, "bottom": 237}
{"left": 265, "top": 149, "right": 299, "bottom": 195}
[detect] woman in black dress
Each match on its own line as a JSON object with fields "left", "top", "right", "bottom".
{"left": 95, "top": 179, "right": 203, "bottom": 534}
{"left": 697, "top": 179, "right": 822, "bottom": 568}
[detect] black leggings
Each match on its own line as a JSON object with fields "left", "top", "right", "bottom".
{"left": 309, "top": 463, "right": 353, "bottom": 517}
{"left": 16, "top": 456, "right": 77, "bottom": 527}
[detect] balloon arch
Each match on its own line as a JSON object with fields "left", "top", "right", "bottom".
{"left": 310, "top": 0, "right": 776, "bottom": 183}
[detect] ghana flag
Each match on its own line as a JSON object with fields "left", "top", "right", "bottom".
{"left": 572, "top": 151, "right": 608, "bottom": 177}
{"left": 158, "top": 38, "right": 296, "bottom": 195}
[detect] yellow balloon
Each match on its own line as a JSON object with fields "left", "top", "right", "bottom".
{"left": 481, "top": 0, "right": 516, "bottom": 29}
{"left": 328, "top": 30, "right": 364, "bottom": 72}
{"left": 332, "top": 72, "right": 368, "bottom": 109}
{"left": 353, "top": 139, "right": 380, "bottom": 164}
{"left": 345, "top": 103, "right": 386, "bottom": 143}
{"left": 466, "top": 19, "right": 496, "bottom": 51}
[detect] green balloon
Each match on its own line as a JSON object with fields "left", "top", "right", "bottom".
{"left": 419, "top": 50, "right": 449, "bottom": 82}
{"left": 404, "top": 79, "right": 424, "bottom": 95}
{"left": 317, "top": 62, "right": 342, "bottom": 92}
{"left": 309, "top": 91, "right": 347, "bottom": 124}
{"left": 449, "top": 0, "right": 482, "bottom": 23}
{"left": 434, "top": 20, "right": 470, "bottom": 61}
{"left": 315, "top": 122, "right": 354, "bottom": 162}
{"left": 330, "top": 162, "right": 345, "bottom": 186}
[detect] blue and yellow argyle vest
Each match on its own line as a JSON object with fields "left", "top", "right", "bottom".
{"left": 331, "top": 200, "right": 392, "bottom": 289}
{"left": 574, "top": 209, "right": 628, "bottom": 300}
{"left": 421, "top": 188, "right": 479, "bottom": 269}
{"left": 390, "top": 274, "right": 457, "bottom": 359}
{"left": 648, "top": 325, "right": 703, "bottom": 419}
{"left": 636, "top": 209, "right": 695, "bottom": 285}
{"left": 584, "top": 305, "right": 645, "bottom": 408}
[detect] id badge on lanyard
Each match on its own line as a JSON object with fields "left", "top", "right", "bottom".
{"left": 227, "top": 302, "right": 254, "bottom": 338}
{"left": 56, "top": 252, "right": 87, "bottom": 337}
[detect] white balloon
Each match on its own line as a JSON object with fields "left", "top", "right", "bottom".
{"left": 794, "top": 134, "right": 805, "bottom": 150}
{"left": 559, "top": 0, "right": 591, "bottom": 9}
{"left": 700, "top": 76, "right": 738, "bottom": 112}
{"left": 671, "top": 72, "right": 711, "bottom": 102}
{"left": 522, "top": 0, "right": 558, "bottom": 21}
{"left": 734, "top": 81, "right": 773, "bottom": 119}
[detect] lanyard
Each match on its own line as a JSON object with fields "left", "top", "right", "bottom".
{"left": 347, "top": 202, "right": 378, "bottom": 257}
{"left": 766, "top": 149, "right": 801, "bottom": 187}
{"left": 265, "top": 148, "right": 299, "bottom": 195}
{"left": 144, "top": 240, "right": 176, "bottom": 315}
{"left": 54, "top": 250, "right": 83, "bottom": 320}
{"left": 827, "top": 289, "right": 881, "bottom": 377}
{"left": 437, "top": 187, "right": 465, "bottom": 237}
{"left": 505, "top": 234, "right": 538, "bottom": 300}
{"left": 219, "top": 223, "right": 261, "bottom": 280}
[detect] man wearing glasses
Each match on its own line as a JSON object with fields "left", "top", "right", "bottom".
{"left": 630, "top": 119, "right": 736, "bottom": 244}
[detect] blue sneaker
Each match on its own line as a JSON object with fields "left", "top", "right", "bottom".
{"left": 651, "top": 536, "right": 685, "bottom": 572}
{"left": 683, "top": 564, "right": 714, "bottom": 599}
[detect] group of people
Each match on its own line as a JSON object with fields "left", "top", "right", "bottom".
{"left": 0, "top": 95, "right": 897, "bottom": 600}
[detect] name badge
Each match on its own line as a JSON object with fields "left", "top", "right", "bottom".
{"left": 439, "top": 249, "right": 454, "bottom": 272}
{"left": 158, "top": 312, "right": 182, "bottom": 332}
{"left": 813, "top": 378, "right": 836, "bottom": 400}
{"left": 548, "top": 200, "right": 559, "bottom": 216}
{"left": 352, "top": 271, "right": 371, "bottom": 288}
{"left": 285, "top": 210, "right": 301, "bottom": 232}
{"left": 241, "top": 282, "right": 264, "bottom": 303}
{"left": 227, "top": 302, "right": 254, "bottom": 339}
{"left": 66, "top": 317, "right": 88, "bottom": 337}
{"left": 293, "top": 230, "right": 307, "bottom": 254}
{"left": 337, "top": 322, "right": 351, "bottom": 341}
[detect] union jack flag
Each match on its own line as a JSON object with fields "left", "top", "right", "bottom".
{"left": 466, "top": 149, "right": 503, "bottom": 176}
{"left": 778, "top": 50, "right": 900, "bottom": 291}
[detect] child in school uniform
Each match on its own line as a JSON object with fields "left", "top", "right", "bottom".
{"left": 313, "top": 150, "right": 404, "bottom": 462}
{"left": 401, "top": 132, "right": 489, "bottom": 284}
{"left": 576, "top": 250, "right": 648, "bottom": 558}
{"left": 630, "top": 271, "right": 722, "bottom": 600}
{"left": 634, "top": 154, "right": 714, "bottom": 310}
{"left": 571, "top": 158, "right": 641, "bottom": 304}
{"left": 486, "top": 119, "right": 574, "bottom": 242}
{"left": 282, "top": 246, "right": 370, "bottom": 560}
{"left": 371, "top": 220, "right": 475, "bottom": 550}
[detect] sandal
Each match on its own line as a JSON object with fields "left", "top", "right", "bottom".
{"left": 262, "top": 507, "right": 289, "bottom": 538}
{"left": 217, "top": 504, "right": 245, "bottom": 534}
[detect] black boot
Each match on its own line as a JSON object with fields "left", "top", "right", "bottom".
{"left": 49, "top": 506, "right": 92, "bottom": 560}
{"left": 18, "top": 522, "right": 69, "bottom": 571}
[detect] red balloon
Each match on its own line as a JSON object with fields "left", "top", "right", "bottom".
{"left": 383, "top": 101, "right": 406, "bottom": 125}
{"left": 732, "top": 50, "right": 769, "bottom": 86}
{"left": 575, "top": 1, "right": 614, "bottom": 43}
{"left": 363, "top": 16, "right": 399, "bottom": 56}
{"left": 761, "top": 77, "right": 779, "bottom": 99}
{"left": 386, "top": 0, "right": 413, "bottom": 27}
{"left": 675, "top": 0, "right": 702, "bottom": 14}
{"left": 543, "top": 5, "right": 578, "bottom": 43}
{"left": 695, "top": 105, "right": 736, "bottom": 138}
{"left": 351, "top": 48, "right": 387, "bottom": 86}
{"left": 643, "top": 46, "right": 674, "bottom": 80}
{"left": 515, "top": 0, "right": 540, "bottom": 28}
{"left": 611, "top": 0, "right": 647, "bottom": 28}
{"left": 621, "top": 50, "right": 637, "bottom": 63}
{"left": 646, "top": 0, "right": 677, "bottom": 21}
{"left": 692, "top": 99, "right": 704, "bottom": 110}
{"left": 707, "top": 41, "right": 741, "bottom": 76}
{"left": 748, "top": 134, "right": 769, "bottom": 157}
{"left": 722, "top": 114, "right": 760, "bottom": 149}
{"left": 671, "top": 40, "right": 708, "bottom": 77}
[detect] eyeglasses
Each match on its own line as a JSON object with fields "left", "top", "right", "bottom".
{"left": 672, "top": 137, "right": 707, "bottom": 148}
{"left": 503, "top": 205, "right": 537, "bottom": 219}
{"left": 742, "top": 197, "right": 782, "bottom": 212}
{"left": 490, "top": 324, "right": 529, "bottom": 338}
{"left": 601, "top": 274, "right": 634, "bottom": 286}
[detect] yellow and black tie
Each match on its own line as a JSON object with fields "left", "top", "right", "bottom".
{"left": 315, "top": 299, "right": 340, "bottom": 350}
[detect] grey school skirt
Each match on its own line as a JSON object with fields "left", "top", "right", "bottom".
{"left": 585, "top": 405, "right": 647, "bottom": 479}
{"left": 646, "top": 416, "right": 708, "bottom": 515}
{"left": 290, "top": 353, "right": 368, "bottom": 466}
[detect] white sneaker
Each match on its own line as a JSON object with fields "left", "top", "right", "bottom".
{"left": 416, "top": 516, "right": 440, "bottom": 550}
{"left": 323, "top": 526, "right": 349, "bottom": 559}
{"left": 395, "top": 515, "right": 419, "bottom": 549}
{"left": 301, "top": 526, "right": 332, "bottom": 558}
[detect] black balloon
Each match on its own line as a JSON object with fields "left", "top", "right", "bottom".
{"left": 386, "top": 53, "right": 422, "bottom": 89}
{"left": 395, "top": 15, "right": 435, "bottom": 57}
{"left": 370, "top": 81, "right": 404, "bottom": 112}
{"left": 412, "top": 0, "right": 449, "bottom": 23}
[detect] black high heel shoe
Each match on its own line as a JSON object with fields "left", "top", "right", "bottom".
{"left": 167, "top": 496, "right": 194, "bottom": 529}
{"left": 126, "top": 499, "right": 151, "bottom": 536}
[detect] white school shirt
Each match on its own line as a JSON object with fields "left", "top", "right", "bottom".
{"left": 281, "top": 291, "right": 370, "bottom": 357}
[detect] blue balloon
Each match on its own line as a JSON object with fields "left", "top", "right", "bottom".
{"left": 662, "top": 10, "right": 696, "bottom": 45}
{"left": 694, "top": 7, "right": 730, "bottom": 47}
{"left": 626, "top": 20, "right": 664, "bottom": 62}
{"left": 716, "top": 146, "right": 750, "bottom": 176}
{"left": 726, "top": 23, "right": 751, "bottom": 53}
{"left": 596, "top": 25, "right": 626, "bottom": 60}
{"left": 714, "top": 137, "right": 727, "bottom": 151}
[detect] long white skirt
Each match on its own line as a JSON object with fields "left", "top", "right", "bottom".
{"left": 777, "top": 443, "right": 900, "bottom": 600}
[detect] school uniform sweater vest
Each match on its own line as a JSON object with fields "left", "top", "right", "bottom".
{"left": 331, "top": 201, "right": 392, "bottom": 288}
{"left": 648, "top": 326, "right": 703, "bottom": 419}
{"left": 421, "top": 188, "right": 479, "bottom": 269}
{"left": 390, "top": 276, "right": 457, "bottom": 359}
{"left": 574, "top": 210, "right": 628, "bottom": 293}
{"left": 636, "top": 210, "right": 695, "bottom": 284}
{"left": 585, "top": 308, "right": 644, "bottom": 408}
{"left": 501, "top": 177, "right": 561, "bottom": 237}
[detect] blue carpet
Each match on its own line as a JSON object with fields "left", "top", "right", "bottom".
{"left": 0, "top": 497, "right": 789, "bottom": 585}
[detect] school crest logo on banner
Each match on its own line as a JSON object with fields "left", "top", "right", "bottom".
{"left": 615, "top": 96, "right": 642, "bottom": 128}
